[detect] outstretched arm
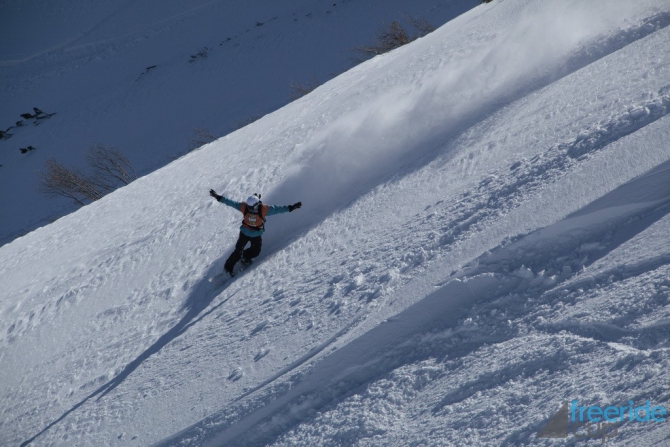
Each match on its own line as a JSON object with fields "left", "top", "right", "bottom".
{"left": 266, "top": 201, "right": 302, "bottom": 216}
{"left": 209, "top": 189, "right": 243, "bottom": 210}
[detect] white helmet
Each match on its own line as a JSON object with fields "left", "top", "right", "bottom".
{"left": 246, "top": 195, "right": 260, "bottom": 207}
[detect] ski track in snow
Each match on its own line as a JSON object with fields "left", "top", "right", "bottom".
{"left": 2, "top": 0, "right": 670, "bottom": 446}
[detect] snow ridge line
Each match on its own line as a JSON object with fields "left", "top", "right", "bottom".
{"left": 565, "top": 88, "right": 670, "bottom": 159}
{"left": 563, "top": 10, "right": 670, "bottom": 83}
{"left": 546, "top": 248, "right": 670, "bottom": 300}
{"left": 544, "top": 318, "right": 670, "bottom": 348}
{"left": 451, "top": 163, "right": 670, "bottom": 354}
{"left": 471, "top": 159, "right": 670, "bottom": 278}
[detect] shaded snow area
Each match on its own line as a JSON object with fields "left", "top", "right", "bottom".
{"left": 2, "top": 0, "right": 670, "bottom": 446}
{"left": 0, "top": 0, "right": 471, "bottom": 246}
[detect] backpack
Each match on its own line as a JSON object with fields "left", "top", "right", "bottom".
{"left": 240, "top": 202, "right": 268, "bottom": 230}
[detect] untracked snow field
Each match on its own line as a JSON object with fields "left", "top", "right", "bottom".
{"left": 2, "top": 0, "right": 670, "bottom": 446}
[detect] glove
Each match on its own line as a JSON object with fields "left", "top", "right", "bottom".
{"left": 288, "top": 201, "right": 302, "bottom": 212}
{"left": 210, "top": 189, "right": 222, "bottom": 201}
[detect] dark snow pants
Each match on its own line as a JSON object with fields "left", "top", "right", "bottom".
{"left": 224, "top": 232, "right": 262, "bottom": 272}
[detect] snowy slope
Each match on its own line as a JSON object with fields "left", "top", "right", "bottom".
{"left": 0, "top": 0, "right": 472, "bottom": 246}
{"left": 2, "top": 0, "right": 670, "bottom": 446}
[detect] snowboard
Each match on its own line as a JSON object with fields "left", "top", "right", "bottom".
{"left": 208, "top": 260, "right": 253, "bottom": 286}
{"left": 208, "top": 271, "right": 233, "bottom": 286}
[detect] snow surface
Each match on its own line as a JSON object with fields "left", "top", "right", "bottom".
{"left": 2, "top": 0, "right": 670, "bottom": 446}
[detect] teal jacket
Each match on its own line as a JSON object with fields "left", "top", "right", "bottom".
{"left": 217, "top": 196, "right": 290, "bottom": 237}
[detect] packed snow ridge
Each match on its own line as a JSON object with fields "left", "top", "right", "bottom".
{"left": 2, "top": 0, "right": 670, "bottom": 446}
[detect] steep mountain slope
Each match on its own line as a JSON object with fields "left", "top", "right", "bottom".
{"left": 1, "top": 0, "right": 670, "bottom": 446}
{"left": 0, "top": 0, "right": 471, "bottom": 246}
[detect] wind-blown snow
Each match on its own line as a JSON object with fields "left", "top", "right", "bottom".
{"left": 2, "top": 0, "right": 670, "bottom": 446}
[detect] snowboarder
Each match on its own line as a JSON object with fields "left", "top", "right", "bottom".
{"left": 209, "top": 189, "right": 302, "bottom": 275}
